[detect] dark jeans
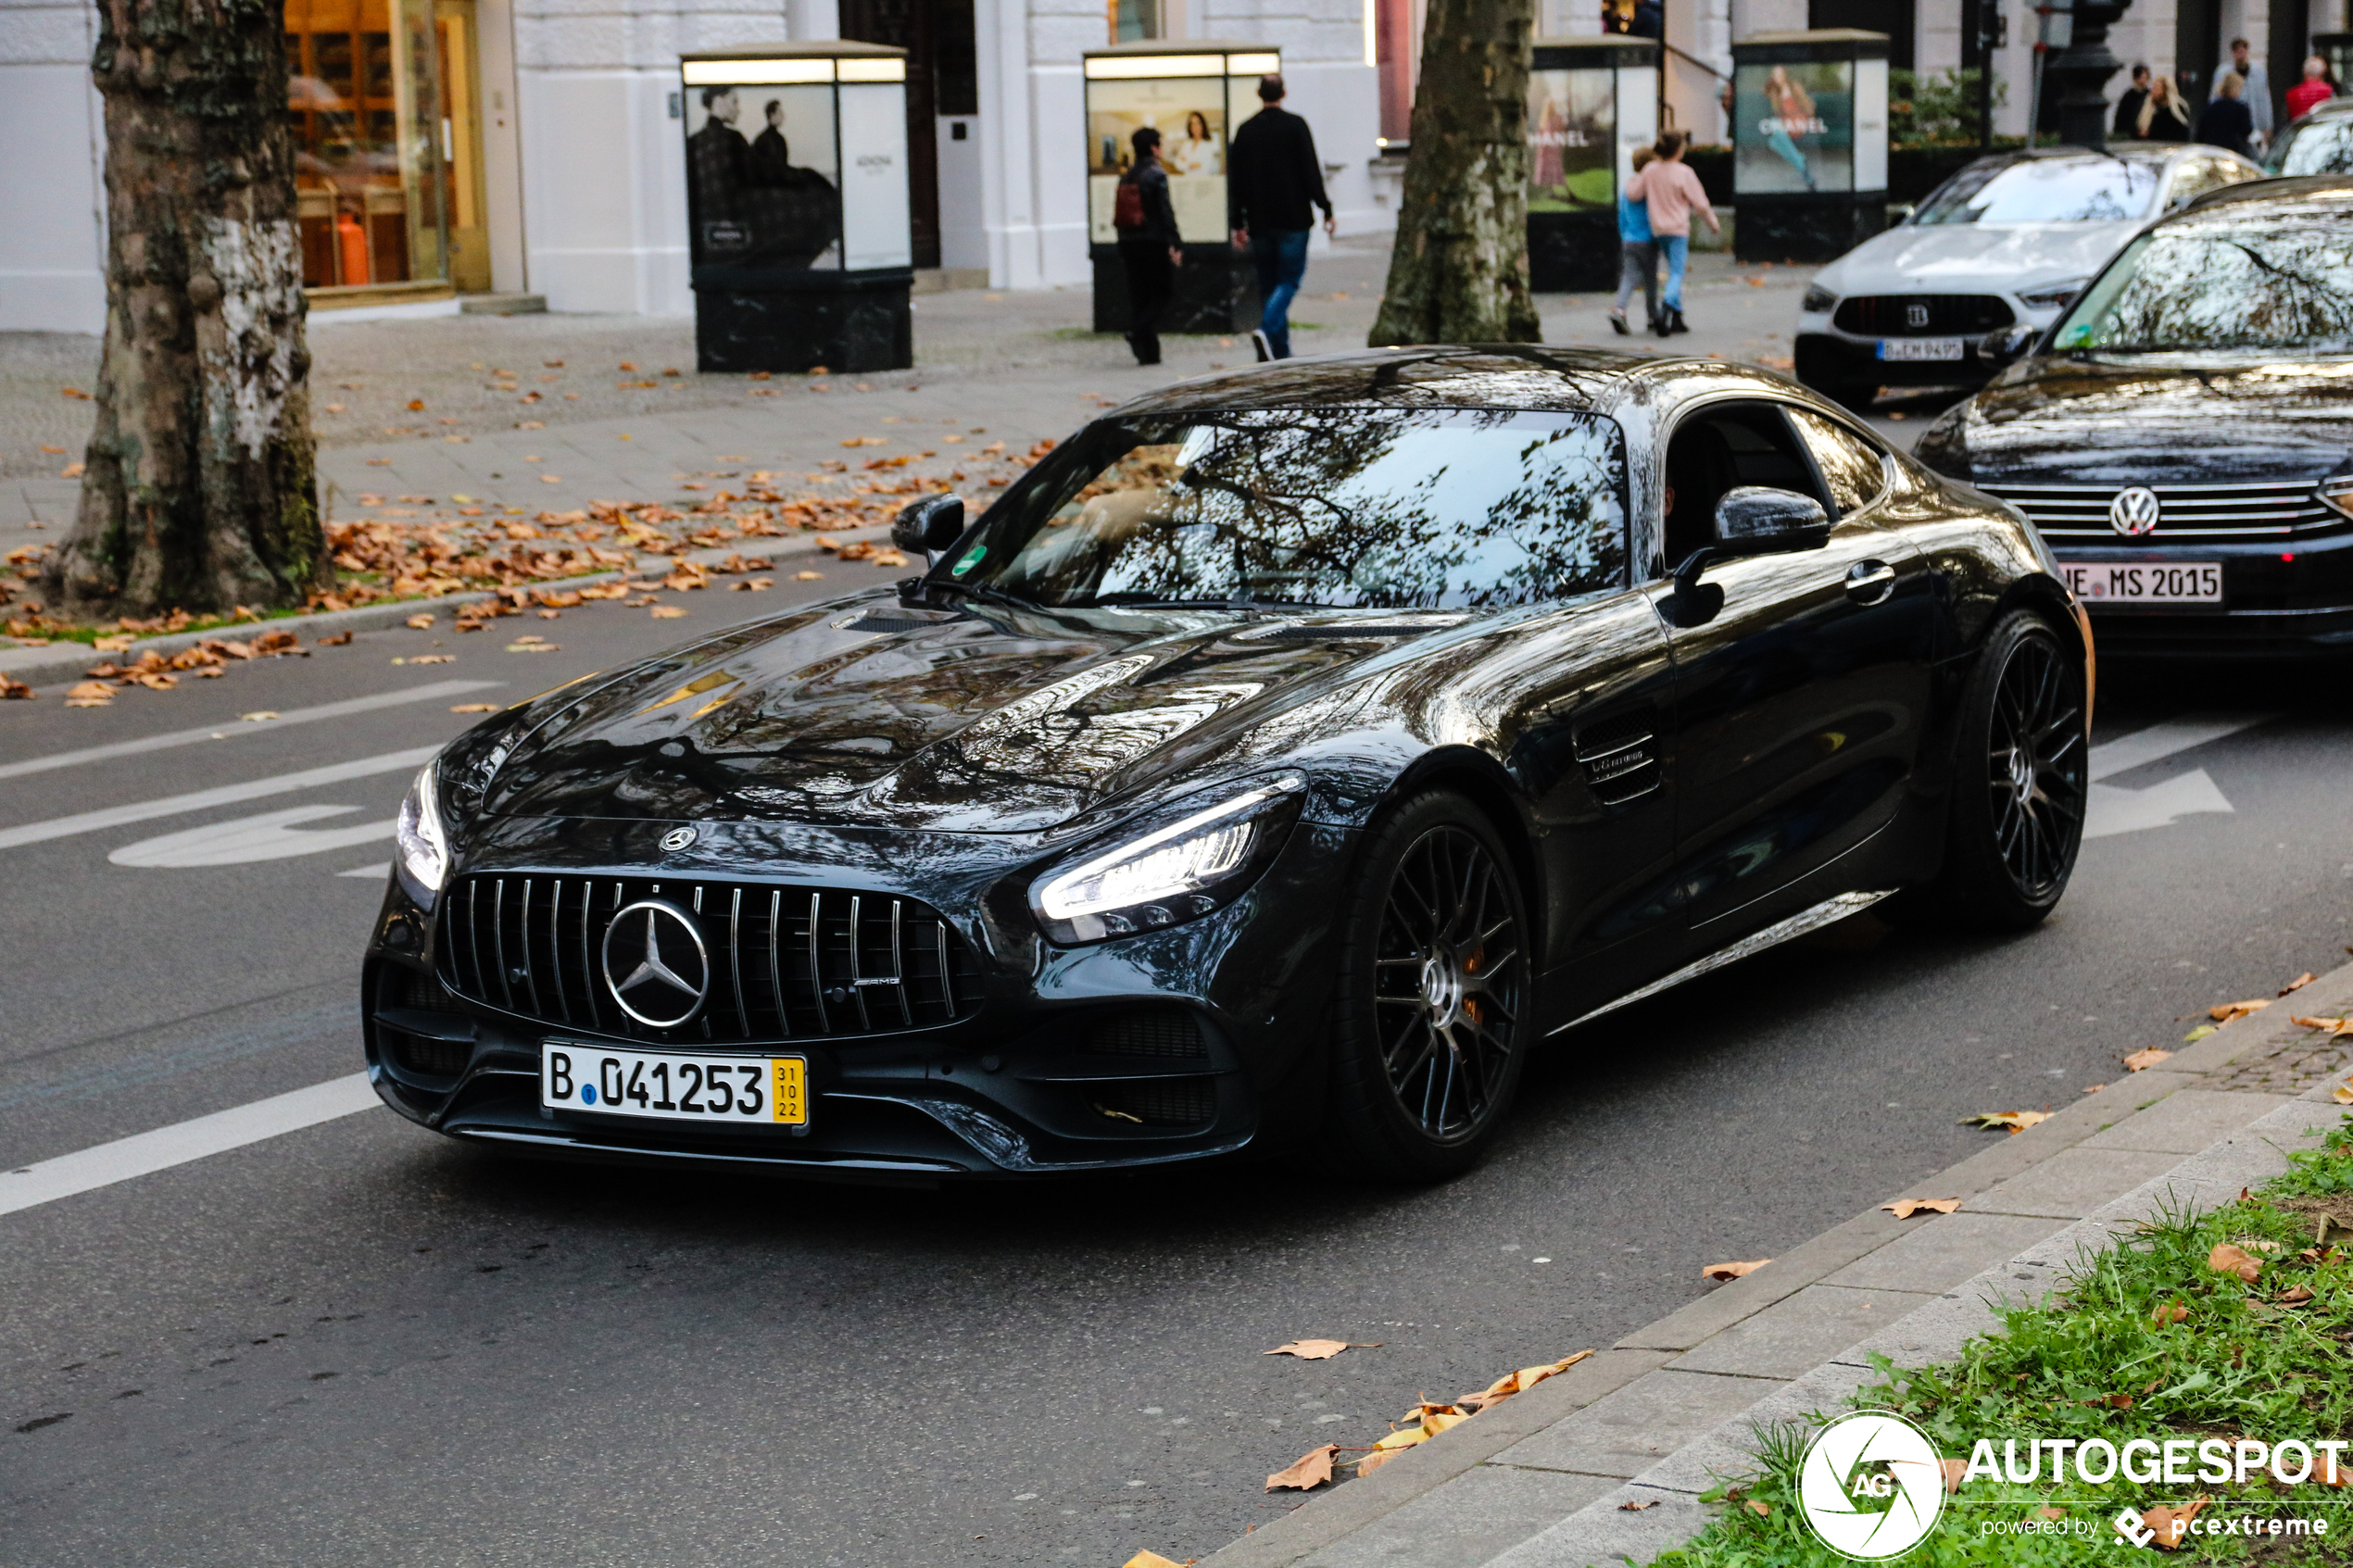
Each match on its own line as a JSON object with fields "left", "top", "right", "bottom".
{"left": 1118, "top": 238, "right": 1175, "bottom": 364}
{"left": 1250, "top": 228, "right": 1311, "bottom": 358}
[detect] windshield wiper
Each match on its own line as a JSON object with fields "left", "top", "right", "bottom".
{"left": 912, "top": 578, "right": 1039, "bottom": 612}
{"left": 1088, "top": 594, "right": 1328, "bottom": 611}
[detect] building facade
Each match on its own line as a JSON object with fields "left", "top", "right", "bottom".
{"left": 0, "top": 0, "right": 2344, "bottom": 332}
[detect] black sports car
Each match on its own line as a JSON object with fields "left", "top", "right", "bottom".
{"left": 364, "top": 348, "right": 2092, "bottom": 1183}
{"left": 1915, "top": 177, "right": 2353, "bottom": 655}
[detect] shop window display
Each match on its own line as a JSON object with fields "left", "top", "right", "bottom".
{"left": 285, "top": 0, "right": 448, "bottom": 292}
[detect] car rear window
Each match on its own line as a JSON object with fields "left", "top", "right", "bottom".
{"left": 2272, "top": 116, "right": 2353, "bottom": 176}
{"left": 1914, "top": 157, "right": 2162, "bottom": 225}
{"left": 2053, "top": 222, "right": 2353, "bottom": 352}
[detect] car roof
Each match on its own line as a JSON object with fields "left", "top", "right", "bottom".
{"left": 2171, "top": 172, "right": 2353, "bottom": 220}
{"left": 1108, "top": 345, "right": 1736, "bottom": 417}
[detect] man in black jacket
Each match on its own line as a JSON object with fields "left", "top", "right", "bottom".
{"left": 1114, "top": 127, "right": 1183, "bottom": 366}
{"left": 1227, "top": 75, "right": 1335, "bottom": 360}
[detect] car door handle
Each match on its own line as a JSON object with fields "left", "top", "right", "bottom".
{"left": 1845, "top": 559, "right": 1897, "bottom": 606}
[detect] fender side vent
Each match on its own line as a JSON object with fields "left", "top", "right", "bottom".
{"left": 1574, "top": 712, "right": 1661, "bottom": 806}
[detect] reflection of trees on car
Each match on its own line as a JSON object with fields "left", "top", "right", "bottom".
{"left": 970, "top": 411, "right": 1629, "bottom": 611}
{"left": 2057, "top": 227, "right": 2353, "bottom": 351}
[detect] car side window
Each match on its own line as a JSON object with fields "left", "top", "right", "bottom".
{"left": 1659, "top": 399, "right": 1833, "bottom": 571}
{"left": 2166, "top": 157, "right": 2231, "bottom": 207}
{"left": 1786, "top": 408, "right": 1890, "bottom": 518}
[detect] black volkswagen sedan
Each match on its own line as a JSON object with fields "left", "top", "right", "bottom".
{"left": 1915, "top": 177, "right": 2353, "bottom": 655}
{"left": 365, "top": 349, "right": 2090, "bottom": 1184}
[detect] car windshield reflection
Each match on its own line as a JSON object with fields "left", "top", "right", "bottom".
{"left": 950, "top": 408, "right": 1630, "bottom": 611}
{"left": 1914, "top": 157, "right": 2162, "bottom": 225}
{"left": 2054, "top": 223, "right": 2353, "bottom": 353}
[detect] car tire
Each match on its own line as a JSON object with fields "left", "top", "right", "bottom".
{"left": 1909, "top": 608, "right": 2089, "bottom": 932}
{"left": 1320, "top": 792, "right": 1532, "bottom": 1182}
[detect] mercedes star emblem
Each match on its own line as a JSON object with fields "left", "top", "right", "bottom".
{"left": 600, "top": 900, "right": 711, "bottom": 1028}
{"left": 2108, "top": 485, "right": 2162, "bottom": 537}
{"left": 660, "top": 825, "right": 698, "bottom": 853}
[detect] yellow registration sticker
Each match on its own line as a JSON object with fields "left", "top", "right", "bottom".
{"left": 771, "top": 1057, "right": 808, "bottom": 1126}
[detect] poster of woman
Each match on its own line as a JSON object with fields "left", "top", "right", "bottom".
{"left": 1087, "top": 77, "right": 1229, "bottom": 243}
{"left": 1526, "top": 68, "right": 1615, "bottom": 212}
{"left": 1733, "top": 58, "right": 1851, "bottom": 194}
{"left": 1164, "top": 110, "right": 1223, "bottom": 177}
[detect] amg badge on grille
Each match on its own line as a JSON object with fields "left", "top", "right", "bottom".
{"left": 601, "top": 900, "right": 711, "bottom": 1027}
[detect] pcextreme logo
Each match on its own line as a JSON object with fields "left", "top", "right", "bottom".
{"left": 1798, "top": 1411, "right": 1946, "bottom": 1560}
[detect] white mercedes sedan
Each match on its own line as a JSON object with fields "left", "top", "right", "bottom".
{"left": 1793, "top": 144, "right": 2263, "bottom": 409}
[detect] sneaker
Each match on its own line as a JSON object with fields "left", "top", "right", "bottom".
{"left": 1608, "top": 308, "right": 1629, "bottom": 336}
{"left": 1251, "top": 330, "right": 1274, "bottom": 363}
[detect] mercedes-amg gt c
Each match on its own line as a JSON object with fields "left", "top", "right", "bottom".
{"left": 364, "top": 348, "right": 2092, "bottom": 1183}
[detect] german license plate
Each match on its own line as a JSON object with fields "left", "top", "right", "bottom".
{"left": 541, "top": 1042, "right": 808, "bottom": 1127}
{"left": 2062, "top": 562, "right": 2223, "bottom": 604}
{"left": 1878, "top": 337, "right": 1965, "bottom": 361}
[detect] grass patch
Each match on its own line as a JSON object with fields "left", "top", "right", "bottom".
{"left": 1654, "top": 1114, "right": 2353, "bottom": 1564}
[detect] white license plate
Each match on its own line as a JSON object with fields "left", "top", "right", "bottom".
{"left": 1878, "top": 337, "right": 1965, "bottom": 362}
{"left": 541, "top": 1042, "right": 808, "bottom": 1126}
{"left": 2062, "top": 562, "right": 2224, "bottom": 605}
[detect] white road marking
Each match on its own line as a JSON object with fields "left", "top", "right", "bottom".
{"left": 339, "top": 862, "right": 392, "bottom": 879}
{"left": 2085, "top": 713, "right": 2271, "bottom": 783}
{"left": 0, "top": 746, "right": 438, "bottom": 851}
{"left": 109, "top": 806, "right": 399, "bottom": 867}
{"left": 0, "top": 681, "right": 499, "bottom": 783}
{"left": 2081, "top": 714, "right": 2268, "bottom": 840}
{"left": 0, "top": 1073, "right": 379, "bottom": 1219}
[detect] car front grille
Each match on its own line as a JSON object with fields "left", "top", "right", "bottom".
{"left": 436, "top": 872, "right": 986, "bottom": 1043}
{"left": 1832, "top": 295, "right": 2014, "bottom": 336}
{"left": 1977, "top": 481, "right": 2347, "bottom": 542}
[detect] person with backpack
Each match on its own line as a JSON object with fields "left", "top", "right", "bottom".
{"left": 1114, "top": 126, "right": 1183, "bottom": 366}
{"left": 1608, "top": 146, "right": 1659, "bottom": 335}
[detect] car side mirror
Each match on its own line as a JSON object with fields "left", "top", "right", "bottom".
{"left": 1981, "top": 322, "right": 2040, "bottom": 366}
{"left": 1666, "top": 487, "right": 1831, "bottom": 628}
{"left": 890, "top": 494, "right": 966, "bottom": 561}
{"left": 1889, "top": 202, "right": 1917, "bottom": 225}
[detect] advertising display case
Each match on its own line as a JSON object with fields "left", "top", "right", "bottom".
{"left": 1082, "top": 41, "right": 1280, "bottom": 334}
{"left": 679, "top": 43, "right": 913, "bottom": 373}
{"left": 1526, "top": 35, "right": 1658, "bottom": 293}
{"left": 1730, "top": 29, "right": 1889, "bottom": 263}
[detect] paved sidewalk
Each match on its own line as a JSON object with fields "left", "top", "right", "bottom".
{"left": 1207, "top": 960, "right": 2353, "bottom": 1568}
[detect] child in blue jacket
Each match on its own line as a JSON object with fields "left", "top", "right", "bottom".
{"left": 1609, "top": 146, "right": 1658, "bottom": 336}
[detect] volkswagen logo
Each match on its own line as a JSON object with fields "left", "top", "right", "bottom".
{"left": 660, "top": 825, "right": 698, "bottom": 853}
{"left": 1904, "top": 302, "right": 1931, "bottom": 330}
{"left": 600, "top": 900, "right": 710, "bottom": 1028}
{"left": 2108, "top": 485, "right": 2161, "bottom": 536}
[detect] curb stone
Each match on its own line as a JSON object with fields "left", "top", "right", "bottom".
{"left": 1206, "top": 958, "right": 2353, "bottom": 1568}
{"left": 0, "top": 523, "right": 893, "bottom": 687}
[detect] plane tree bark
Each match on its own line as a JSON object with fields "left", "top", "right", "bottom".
{"left": 1368, "top": 0, "right": 1541, "bottom": 346}
{"left": 47, "top": 0, "right": 325, "bottom": 620}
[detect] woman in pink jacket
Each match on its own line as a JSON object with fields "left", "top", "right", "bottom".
{"left": 1623, "top": 130, "right": 1720, "bottom": 337}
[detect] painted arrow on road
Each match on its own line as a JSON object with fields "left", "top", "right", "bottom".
{"left": 2081, "top": 713, "right": 2271, "bottom": 841}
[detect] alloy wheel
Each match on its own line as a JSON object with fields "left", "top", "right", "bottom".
{"left": 1985, "top": 632, "right": 2086, "bottom": 899}
{"left": 1370, "top": 825, "right": 1524, "bottom": 1142}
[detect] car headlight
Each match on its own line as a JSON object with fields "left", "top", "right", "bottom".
{"left": 395, "top": 761, "right": 451, "bottom": 904}
{"left": 1801, "top": 284, "right": 1837, "bottom": 314}
{"left": 1030, "top": 774, "right": 1306, "bottom": 945}
{"left": 2017, "top": 278, "right": 2088, "bottom": 312}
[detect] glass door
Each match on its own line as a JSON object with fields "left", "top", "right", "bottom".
{"left": 434, "top": 0, "right": 491, "bottom": 291}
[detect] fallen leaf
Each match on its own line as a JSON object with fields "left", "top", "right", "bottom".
{"left": 2152, "top": 1301, "right": 2190, "bottom": 1326}
{"left": 2209, "top": 997, "right": 2270, "bottom": 1023}
{"left": 1940, "top": 1457, "right": 1968, "bottom": 1493}
{"left": 2082, "top": 1084, "right": 2108, "bottom": 1094}
{"left": 2036, "top": 1505, "right": 2066, "bottom": 1520}
{"left": 450, "top": 702, "right": 501, "bottom": 713}
{"left": 61, "top": 462, "right": 84, "bottom": 478}
{"left": 2123, "top": 1047, "right": 2173, "bottom": 1072}
{"left": 93, "top": 634, "right": 134, "bottom": 652}
{"left": 318, "top": 630, "right": 353, "bottom": 646}
{"left": 65, "top": 681, "right": 114, "bottom": 705}
{"left": 504, "top": 641, "right": 560, "bottom": 653}
{"left": 649, "top": 605, "right": 688, "bottom": 619}
{"left": 407, "top": 398, "right": 425, "bottom": 411}
{"left": 1703, "top": 1260, "right": 1769, "bottom": 1282}
{"left": 795, "top": 570, "right": 824, "bottom": 581}
{"left": 324, "top": 403, "right": 346, "bottom": 413}
{"left": 2182, "top": 1024, "right": 2218, "bottom": 1043}
{"left": 1962, "top": 1110, "right": 2052, "bottom": 1135}
{"left": 0, "top": 675, "right": 32, "bottom": 699}
{"left": 1881, "top": 1198, "right": 1962, "bottom": 1219}
{"left": 2207, "top": 1243, "right": 2261, "bottom": 1283}
{"left": 2279, "top": 1285, "right": 2314, "bottom": 1306}
{"left": 2293, "top": 1015, "right": 2353, "bottom": 1038}
{"left": 2336, "top": 1079, "right": 2353, "bottom": 1106}
{"left": 1744, "top": 1499, "right": 1771, "bottom": 1516}
{"left": 2281, "top": 972, "right": 2318, "bottom": 995}
{"left": 1371, "top": 1427, "right": 1427, "bottom": 1452}
{"left": 60, "top": 386, "right": 92, "bottom": 399}
{"left": 1353, "top": 1448, "right": 1402, "bottom": 1476}
{"left": 1123, "top": 1554, "right": 1184, "bottom": 1568}
{"left": 1265, "top": 1444, "right": 1339, "bottom": 1492}
{"left": 406, "top": 613, "right": 435, "bottom": 630}
{"left": 1264, "top": 1340, "right": 1353, "bottom": 1361}
{"left": 2141, "top": 1497, "right": 2208, "bottom": 1549}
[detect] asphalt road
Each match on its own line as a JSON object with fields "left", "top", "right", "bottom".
{"left": 6, "top": 544, "right": 2353, "bottom": 1567}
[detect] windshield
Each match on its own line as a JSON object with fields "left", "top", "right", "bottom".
{"left": 1913, "top": 157, "right": 2162, "bottom": 224}
{"left": 948, "top": 408, "right": 1629, "bottom": 611}
{"left": 2271, "top": 116, "right": 2353, "bottom": 176}
{"left": 2053, "top": 224, "right": 2353, "bottom": 352}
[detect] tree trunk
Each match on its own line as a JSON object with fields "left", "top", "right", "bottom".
{"left": 1368, "top": 0, "right": 1541, "bottom": 347}
{"left": 49, "top": 0, "right": 323, "bottom": 620}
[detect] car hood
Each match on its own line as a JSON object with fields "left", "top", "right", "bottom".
{"left": 1944, "top": 355, "right": 2353, "bottom": 484}
{"left": 1817, "top": 220, "right": 2141, "bottom": 296}
{"left": 475, "top": 595, "right": 1477, "bottom": 835}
